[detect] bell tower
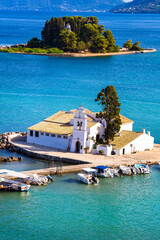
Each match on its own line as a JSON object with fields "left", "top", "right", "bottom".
{"left": 70, "top": 106, "right": 87, "bottom": 153}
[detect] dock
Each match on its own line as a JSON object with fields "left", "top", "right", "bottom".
{"left": 7, "top": 137, "right": 160, "bottom": 176}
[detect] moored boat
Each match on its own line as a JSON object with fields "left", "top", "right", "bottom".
{"left": 0, "top": 177, "right": 30, "bottom": 192}
{"left": 110, "top": 168, "right": 120, "bottom": 177}
{"left": 77, "top": 168, "right": 99, "bottom": 185}
{"left": 0, "top": 169, "right": 54, "bottom": 186}
{"left": 95, "top": 165, "right": 114, "bottom": 178}
{"left": 135, "top": 164, "right": 150, "bottom": 174}
{"left": 119, "top": 166, "right": 132, "bottom": 175}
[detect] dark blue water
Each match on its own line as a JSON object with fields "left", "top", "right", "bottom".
{"left": 0, "top": 11, "right": 160, "bottom": 240}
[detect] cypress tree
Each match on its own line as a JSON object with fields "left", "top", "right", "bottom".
{"left": 95, "top": 85, "right": 122, "bottom": 145}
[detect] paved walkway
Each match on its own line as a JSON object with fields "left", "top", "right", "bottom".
{"left": 11, "top": 140, "right": 160, "bottom": 172}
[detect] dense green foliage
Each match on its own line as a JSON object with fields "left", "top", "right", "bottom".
{"left": 1, "top": 16, "right": 143, "bottom": 54}
{"left": 39, "top": 16, "right": 119, "bottom": 53}
{"left": 95, "top": 85, "right": 121, "bottom": 145}
{"left": 131, "top": 41, "right": 143, "bottom": 51}
{"left": 59, "top": 29, "right": 77, "bottom": 52}
{"left": 123, "top": 40, "right": 143, "bottom": 51}
{"left": 123, "top": 39, "right": 133, "bottom": 50}
{"left": 103, "top": 29, "right": 119, "bottom": 52}
{"left": 27, "top": 37, "right": 41, "bottom": 48}
{"left": 0, "top": 46, "right": 64, "bottom": 54}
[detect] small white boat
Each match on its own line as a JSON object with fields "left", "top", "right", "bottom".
{"left": 28, "top": 174, "right": 53, "bottom": 185}
{"left": 77, "top": 168, "right": 99, "bottom": 185}
{"left": 135, "top": 164, "right": 150, "bottom": 174}
{"left": 0, "top": 169, "right": 53, "bottom": 186}
{"left": 0, "top": 177, "right": 30, "bottom": 192}
{"left": 95, "top": 165, "right": 114, "bottom": 178}
{"left": 110, "top": 168, "right": 120, "bottom": 177}
{"left": 119, "top": 166, "right": 132, "bottom": 175}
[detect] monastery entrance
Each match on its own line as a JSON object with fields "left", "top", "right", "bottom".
{"left": 75, "top": 141, "right": 81, "bottom": 153}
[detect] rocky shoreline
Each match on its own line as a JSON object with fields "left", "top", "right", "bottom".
{"left": 0, "top": 156, "right": 22, "bottom": 162}
{"left": 0, "top": 132, "right": 27, "bottom": 162}
{"left": 0, "top": 131, "right": 26, "bottom": 151}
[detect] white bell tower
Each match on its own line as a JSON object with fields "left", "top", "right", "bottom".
{"left": 70, "top": 105, "right": 87, "bottom": 154}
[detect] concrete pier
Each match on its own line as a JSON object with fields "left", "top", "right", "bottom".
{"left": 7, "top": 136, "right": 160, "bottom": 176}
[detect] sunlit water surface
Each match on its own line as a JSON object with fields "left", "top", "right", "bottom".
{"left": 0, "top": 11, "right": 160, "bottom": 240}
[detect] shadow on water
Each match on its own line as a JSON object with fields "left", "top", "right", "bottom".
{"left": 62, "top": 178, "right": 79, "bottom": 184}
{"left": 0, "top": 149, "right": 72, "bottom": 171}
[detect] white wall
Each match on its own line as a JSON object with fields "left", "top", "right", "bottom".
{"left": 89, "top": 122, "right": 103, "bottom": 138}
{"left": 88, "top": 122, "right": 104, "bottom": 151}
{"left": 70, "top": 131, "right": 87, "bottom": 154}
{"left": 120, "top": 122, "right": 133, "bottom": 132}
{"left": 114, "top": 133, "right": 154, "bottom": 155}
{"left": 97, "top": 145, "right": 112, "bottom": 155}
{"left": 27, "top": 130, "right": 69, "bottom": 150}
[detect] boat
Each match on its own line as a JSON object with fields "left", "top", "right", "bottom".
{"left": 0, "top": 177, "right": 30, "bottom": 192}
{"left": 95, "top": 165, "right": 114, "bottom": 178}
{"left": 134, "top": 164, "right": 150, "bottom": 174}
{"left": 77, "top": 168, "right": 99, "bottom": 185}
{"left": 119, "top": 166, "right": 132, "bottom": 175}
{"left": 0, "top": 169, "right": 54, "bottom": 186}
{"left": 110, "top": 168, "right": 120, "bottom": 177}
{"left": 29, "top": 174, "right": 54, "bottom": 185}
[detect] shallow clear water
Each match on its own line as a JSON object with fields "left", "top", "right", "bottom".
{"left": 0, "top": 11, "right": 160, "bottom": 240}
{"left": 0, "top": 12, "right": 160, "bottom": 143}
{"left": 0, "top": 166, "right": 160, "bottom": 240}
{"left": 0, "top": 149, "right": 68, "bottom": 171}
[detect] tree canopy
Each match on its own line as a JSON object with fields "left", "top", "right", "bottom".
{"left": 26, "top": 16, "right": 142, "bottom": 53}
{"left": 103, "top": 29, "right": 119, "bottom": 52}
{"left": 27, "top": 37, "right": 41, "bottom": 48}
{"left": 59, "top": 29, "right": 77, "bottom": 52}
{"left": 123, "top": 39, "right": 133, "bottom": 50}
{"left": 95, "top": 85, "right": 122, "bottom": 145}
{"left": 40, "top": 16, "right": 119, "bottom": 53}
{"left": 123, "top": 40, "right": 143, "bottom": 51}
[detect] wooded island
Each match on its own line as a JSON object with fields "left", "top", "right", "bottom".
{"left": 0, "top": 16, "right": 144, "bottom": 55}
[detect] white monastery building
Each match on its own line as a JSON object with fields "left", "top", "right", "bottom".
{"left": 27, "top": 106, "right": 154, "bottom": 156}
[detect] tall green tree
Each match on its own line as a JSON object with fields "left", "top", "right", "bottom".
{"left": 95, "top": 85, "right": 121, "bottom": 145}
{"left": 131, "top": 41, "right": 143, "bottom": 51}
{"left": 89, "top": 36, "right": 108, "bottom": 53}
{"left": 77, "top": 41, "right": 87, "bottom": 52}
{"left": 103, "top": 29, "right": 117, "bottom": 52}
{"left": 41, "top": 17, "right": 64, "bottom": 47}
{"left": 123, "top": 39, "right": 133, "bottom": 50}
{"left": 59, "top": 29, "right": 77, "bottom": 52}
{"left": 27, "top": 37, "right": 41, "bottom": 48}
{"left": 80, "top": 24, "right": 100, "bottom": 44}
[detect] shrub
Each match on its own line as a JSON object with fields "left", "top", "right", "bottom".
{"left": 98, "top": 150, "right": 103, "bottom": 155}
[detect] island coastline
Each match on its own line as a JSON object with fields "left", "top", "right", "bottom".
{"left": 0, "top": 47, "right": 156, "bottom": 57}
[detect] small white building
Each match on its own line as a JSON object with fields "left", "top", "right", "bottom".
{"left": 27, "top": 105, "right": 154, "bottom": 155}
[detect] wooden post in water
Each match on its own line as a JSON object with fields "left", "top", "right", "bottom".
{"left": 56, "top": 160, "right": 63, "bottom": 175}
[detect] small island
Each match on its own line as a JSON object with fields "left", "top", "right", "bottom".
{"left": 0, "top": 16, "right": 156, "bottom": 57}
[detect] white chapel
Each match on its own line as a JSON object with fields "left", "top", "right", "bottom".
{"left": 27, "top": 105, "right": 154, "bottom": 155}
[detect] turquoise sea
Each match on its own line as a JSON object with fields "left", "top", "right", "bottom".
{"left": 0, "top": 11, "right": 160, "bottom": 240}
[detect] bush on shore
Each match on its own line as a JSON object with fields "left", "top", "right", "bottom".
{"left": 123, "top": 40, "right": 143, "bottom": 51}
{"left": 0, "top": 46, "right": 64, "bottom": 54}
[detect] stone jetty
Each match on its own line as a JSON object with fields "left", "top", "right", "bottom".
{"left": 0, "top": 132, "right": 160, "bottom": 177}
